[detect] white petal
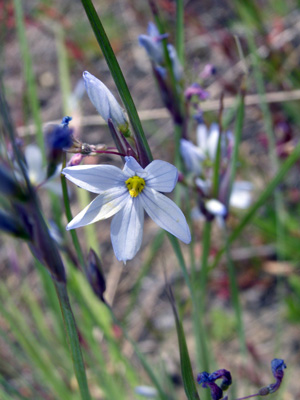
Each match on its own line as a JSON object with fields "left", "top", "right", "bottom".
{"left": 135, "top": 386, "right": 157, "bottom": 398}
{"left": 62, "top": 164, "right": 126, "bottom": 193}
{"left": 24, "top": 144, "right": 45, "bottom": 184}
{"left": 196, "top": 123, "right": 208, "bottom": 150}
{"left": 145, "top": 160, "right": 178, "bottom": 192}
{"left": 83, "top": 71, "right": 127, "bottom": 126}
{"left": 123, "top": 156, "right": 147, "bottom": 178}
{"left": 141, "top": 188, "right": 191, "bottom": 244}
{"left": 167, "top": 44, "right": 183, "bottom": 81}
{"left": 205, "top": 199, "right": 227, "bottom": 217}
{"left": 180, "top": 139, "right": 204, "bottom": 175}
{"left": 138, "top": 35, "right": 163, "bottom": 64}
{"left": 230, "top": 181, "right": 253, "bottom": 209}
{"left": 207, "top": 123, "right": 220, "bottom": 160}
{"left": 111, "top": 197, "right": 144, "bottom": 262}
{"left": 67, "top": 188, "right": 128, "bottom": 230}
{"left": 195, "top": 178, "right": 211, "bottom": 195}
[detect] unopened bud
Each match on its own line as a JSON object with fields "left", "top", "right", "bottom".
{"left": 86, "top": 249, "right": 106, "bottom": 303}
{"left": 0, "top": 209, "right": 30, "bottom": 239}
{"left": 83, "top": 71, "right": 128, "bottom": 132}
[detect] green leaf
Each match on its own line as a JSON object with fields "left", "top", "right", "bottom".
{"left": 167, "top": 285, "right": 200, "bottom": 400}
{"left": 80, "top": 0, "right": 152, "bottom": 163}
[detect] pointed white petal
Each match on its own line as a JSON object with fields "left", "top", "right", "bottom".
{"left": 141, "top": 188, "right": 191, "bottom": 244}
{"left": 195, "top": 178, "right": 211, "bottom": 195}
{"left": 145, "top": 160, "right": 178, "bottom": 192}
{"left": 207, "top": 123, "right": 220, "bottom": 160}
{"left": 111, "top": 197, "right": 144, "bottom": 262}
{"left": 135, "top": 386, "right": 157, "bottom": 398}
{"left": 167, "top": 44, "right": 183, "bottom": 81}
{"left": 67, "top": 188, "right": 128, "bottom": 230}
{"left": 123, "top": 156, "right": 147, "bottom": 177}
{"left": 138, "top": 35, "right": 163, "bottom": 64}
{"left": 180, "top": 139, "right": 204, "bottom": 175}
{"left": 62, "top": 164, "right": 126, "bottom": 193}
{"left": 24, "top": 144, "right": 45, "bottom": 184}
{"left": 196, "top": 123, "right": 208, "bottom": 150}
{"left": 205, "top": 199, "right": 227, "bottom": 217}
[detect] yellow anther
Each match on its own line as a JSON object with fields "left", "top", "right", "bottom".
{"left": 125, "top": 176, "right": 145, "bottom": 198}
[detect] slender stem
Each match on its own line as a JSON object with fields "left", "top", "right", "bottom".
{"left": 175, "top": 0, "right": 184, "bottom": 66}
{"left": 80, "top": 0, "right": 153, "bottom": 163}
{"left": 224, "top": 225, "right": 247, "bottom": 356}
{"left": 13, "top": 0, "right": 45, "bottom": 159}
{"left": 61, "top": 155, "right": 86, "bottom": 270}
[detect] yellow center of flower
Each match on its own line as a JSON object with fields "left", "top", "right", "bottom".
{"left": 125, "top": 176, "right": 145, "bottom": 198}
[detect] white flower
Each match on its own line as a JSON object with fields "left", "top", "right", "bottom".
{"left": 180, "top": 139, "right": 205, "bottom": 175}
{"left": 22, "top": 144, "right": 61, "bottom": 195}
{"left": 180, "top": 123, "right": 233, "bottom": 175}
{"left": 83, "top": 71, "right": 128, "bottom": 129}
{"left": 63, "top": 157, "right": 191, "bottom": 262}
{"left": 135, "top": 386, "right": 157, "bottom": 398}
{"left": 230, "top": 181, "right": 253, "bottom": 209}
{"left": 196, "top": 123, "right": 220, "bottom": 161}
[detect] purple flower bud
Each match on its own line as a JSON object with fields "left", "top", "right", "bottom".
{"left": 46, "top": 119, "right": 73, "bottom": 178}
{"left": 200, "top": 64, "right": 217, "bottom": 79}
{"left": 184, "top": 83, "right": 210, "bottom": 101}
{"left": 197, "top": 372, "right": 224, "bottom": 400}
{"left": 197, "top": 368, "right": 232, "bottom": 400}
{"left": 268, "top": 358, "right": 286, "bottom": 393}
{"left": 86, "top": 249, "right": 106, "bottom": 303}
{"left": 67, "top": 153, "right": 84, "bottom": 167}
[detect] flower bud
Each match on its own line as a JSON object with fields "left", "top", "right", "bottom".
{"left": 83, "top": 71, "right": 128, "bottom": 132}
{"left": 86, "top": 249, "right": 106, "bottom": 303}
{"left": 0, "top": 209, "right": 30, "bottom": 239}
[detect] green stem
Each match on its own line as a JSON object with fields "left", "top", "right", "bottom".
{"left": 175, "top": 0, "right": 184, "bottom": 66}
{"left": 80, "top": 0, "right": 152, "bottom": 162}
{"left": 224, "top": 226, "right": 247, "bottom": 356}
{"left": 61, "top": 156, "right": 86, "bottom": 270}
{"left": 54, "top": 281, "right": 91, "bottom": 400}
{"left": 13, "top": 0, "right": 45, "bottom": 159}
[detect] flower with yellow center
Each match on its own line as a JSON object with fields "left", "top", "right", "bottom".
{"left": 63, "top": 156, "right": 191, "bottom": 262}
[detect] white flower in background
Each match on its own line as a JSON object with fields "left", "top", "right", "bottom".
{"left": 23, "top": 144, "right": 61, "bottom": 195}
{"left": 83, "top": 71, "right": 128, "bottom": 130}
{"left": 180, "top": 139, "right": 205, "bottom": 175}
{"left": 63, "top": 156, "right": 191, "bottom": 262}
{"left": 135, "top": 386, "right": 158, "bottom": 398}
{"left": 229, "top": 181, "right": 253, "bottom": 210}
{"left": 138, "top": 22, "right": 165, "bottom": 64}
{"left": 180, "top": 123, "right": 233, "bottom": 175}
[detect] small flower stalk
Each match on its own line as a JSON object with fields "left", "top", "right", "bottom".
{"left": 139, "top": 22, "right": 184, "bottom": 124}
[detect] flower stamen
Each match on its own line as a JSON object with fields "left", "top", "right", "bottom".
{"left": 125, "top": 176, "right": 145, "bottom": 198}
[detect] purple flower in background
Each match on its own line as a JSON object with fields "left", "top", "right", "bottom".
{"left": 63, "top": 156, "right": 191, "bottom": 262}
{"left": 184, "top": 83, "right": 210, "bottom": 101}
